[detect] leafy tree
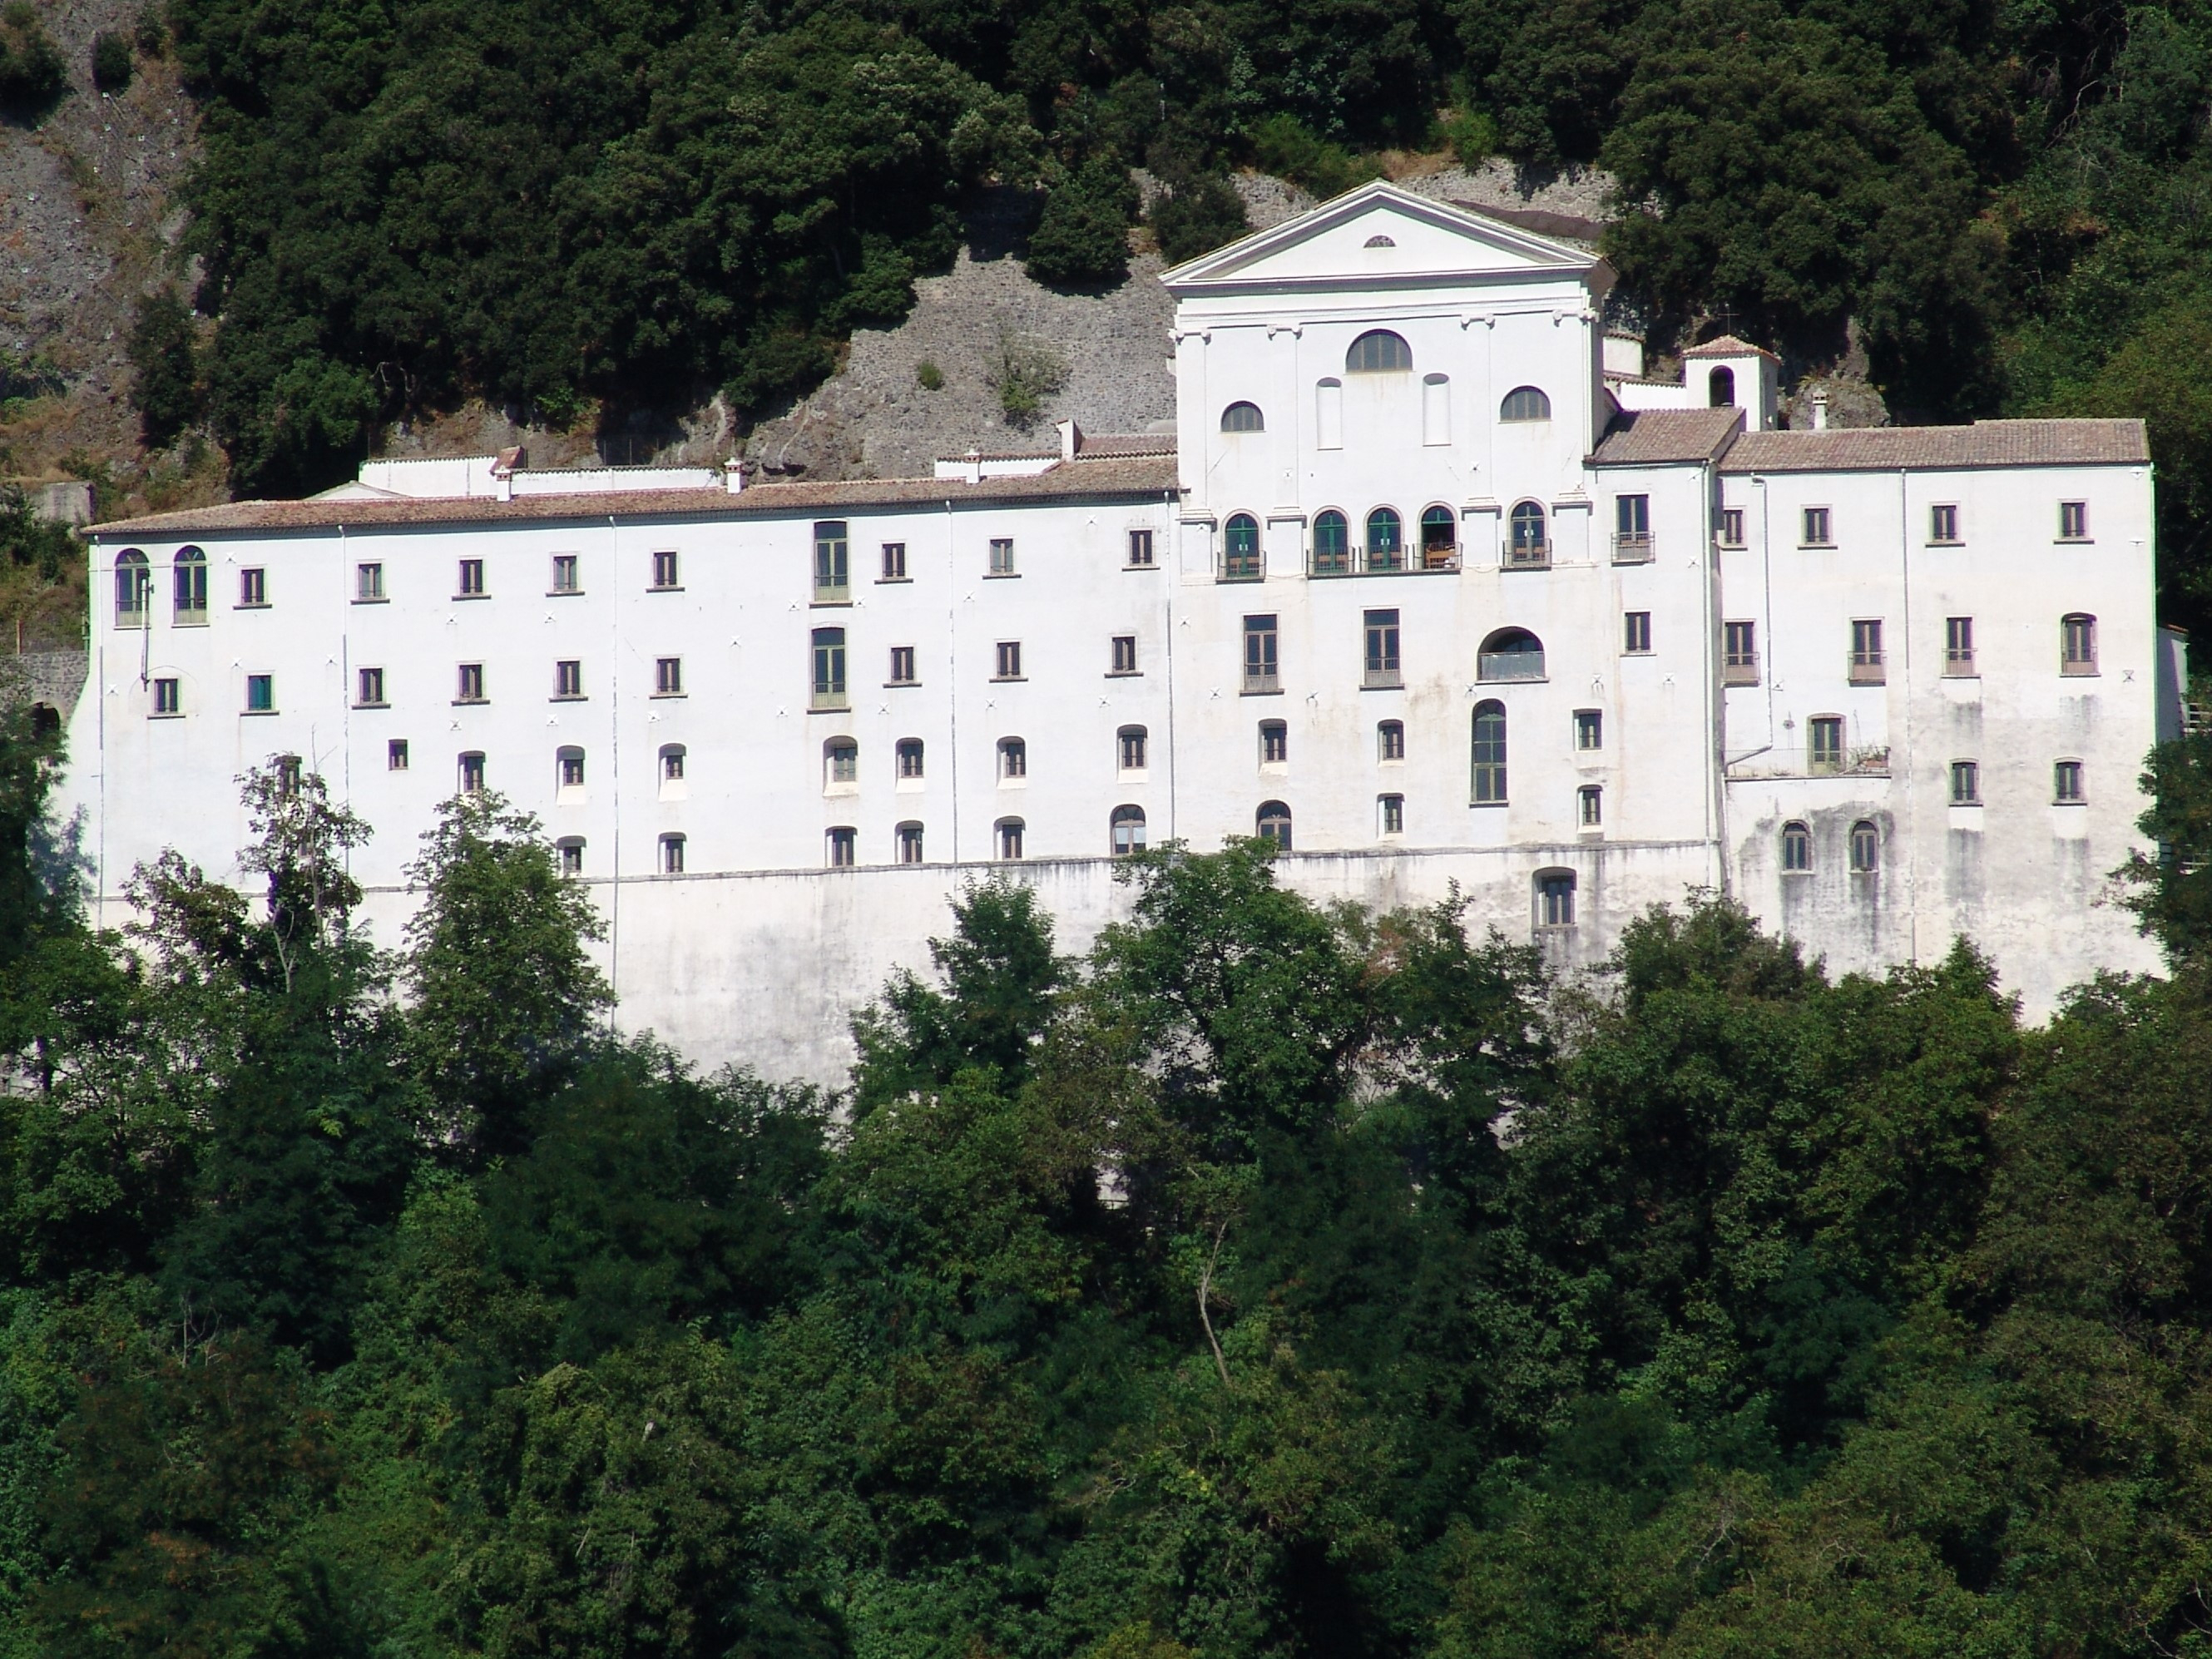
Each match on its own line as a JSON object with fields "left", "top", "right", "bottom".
{"left": 1149, "top": 171, "right": 1250, "bottom": 265}
{"left": 127, "top": 291, "right": 202, "bottom": 450}
{"left": 91, "top": 30, "right": 134, "bottom": 92}
{"left": 0, "top": 6, "right": 67, "bottom": 122}
{"left": 1025, "top": 161, "right": 1139, "bottom": 287}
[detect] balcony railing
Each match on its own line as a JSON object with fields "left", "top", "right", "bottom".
{"left": 1943, "top": 652, "right": 1976, "bottom": 676}
{"left": 1309, "top": 546, "right": 1461, "bottom": 577}
{"left": 1504, "top": 541, "right": 1551, "bottom": 570}
{"left": 1723, "top": 656, "right": 1759, "bottom": 686}
{"left": 1363, "top": 668, "right": 1403, "bottom": 690}
{"left": 1243, "top": 671, "right": 1281, "bottom": 694}
{"left": 1848, "top": 657, "right": 1886, "bottom": 685}
{"left": 1477, "top": 651, "right": 1546, "bottom": 682}
{"left": 813, "top": 582, "right": 851, "bottom": 603}
{"left": 1611, "top": 532, "right": 1654, "bottom": 564}
{"left": 2061, "top": 655, "right": 2098, "bottom": 676}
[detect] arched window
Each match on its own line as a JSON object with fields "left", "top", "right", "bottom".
{"left": 1223, "top": 513, "right": 1261, "bottom": 581}
{"left": 1508, "top": 502, "right": 1548, "bottom": 564}
{"left": 115, "top": 550, "right": 148, "bottom": 625}
{"left": 659, "top": 744, "right": 687, "bottom": 796}
{"left": 1500, "top": 385, "right": 1551, "bottom": 422}
{"left": 1472, "top": 701, "right": 1507, "bottom": 803}
{"left": 1111, "top": 805, "right": 1147, "bottom": 856}
{"left": 1534, "top": 869, "right": 1576, "bottom": 928}
{"left": 827, "top": 827, "right": 857, "bottom": 868}
{"left": 458, "top": 752, "right": 487, "bottom": 795}
{"left": 1313, "top": 509, "right": 1350, "bottom": 575}
{"left": 997, "top": 819, "right": 1025, "bottom": 860}
{"left": 896, "top": 823, "right": 924, "bottom": 864}
{"left": 1849, "top": 820, "right": 1880, "bottom": 872}
{"left": 1421, "top": 505, "right": 1456, "bottom": 566}
{"left": 824, "top": 738, "right": 859, "bottom": 789}
{"left": 1477, "top": 627, "right": 1545, "bottom": 682}
{"left": 1709, "top": 365, "right": 1735, "bottom": 408}
{"left": 1256, "top": 800, "right": 1293, "bottom": 849}
{"left": 1221, "top": 401, "right": 1264, "bottom": 433}
{"left": 2061, "top": 613, "right": 2098, "bottom": 673}
{"left": 1118, "top": 726, "right": 1148, "bottom": 771}
{"left": 661, "top": 833, "right": 687, "bottom": 874}
{"left": 1781, "top": 821, "right": 1812, "bottom": 872}
{"left": 1366, "top": 508, "right": 1402, "bottom": 572}
{"left": 999, "top": 736, "right": 1027, "bottom": 780}
{"left": 1346, "top": 330, "right": 1412, "bottom": 373}
{"left": 896, "top": 738, "right": 925, "bottom": 779}
{"left": 1363, "top": 234, "right": 1396, "bottom": 248}
{"left": 172, "top": 546, "right": 207, "bottom": 620}
{"left": 557, "top": 837, "right": 585, "bottom": 877}
{"left": 557, "top": 745, "right": 586, "bottom": 791}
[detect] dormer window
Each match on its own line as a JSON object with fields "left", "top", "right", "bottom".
{"left": 1500, "top": 386, "right": 1551, "bottom": 422}
{"left": 1347, "top": 330, "right": 1412, "bottom": 373}
{"left": 1221, "top": 401, "right": 1264, "bottom": 433}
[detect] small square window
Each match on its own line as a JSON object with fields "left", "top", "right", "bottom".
{"left": 239, "top": 568, "right": 267, "bottom": 607}
{"left": 1951, "top": 760, "right": 1981, "bottom": 805}
{"left": 1578, "top": 784, "right": 1602, "bottom": 827}
{"left": 999, "top": 737, "right": 1027, "bottom": 779}
{"left": 152, "top": 677, "right": 181, "bottom": 715}
{"left": 897, "top": 822, "right": 925, "bottom": 864}
{"left": 660, "top": 834, "right": 686, "bottom": 874}
{"left": 889, "top": 646, "right": 917, "bottom": 685}
{"left": 559, "top": 839, "right": 584, "bottom": 876}
{"left": 995, "top": 641, "right": 1024, "bottom": 680}
{"left": 1127, "top": 529, "right": 1155, "bottom": 567}
{"left": 1378, "top": 720, "right": 1405, "bottom": 761}
{"left": 245, "top": 673, "right": 274, "bottom": 713}
{"left": 356, "top": 562, "right": 384, "bottom": 601}
{"left": 388, "top": 738, "right": 409, "bottom": 771}
{"left": 551, "top": 553, "right": 581, "bottom": 593}
{"left": 988, "top": 537, "right": 1016, "bottom": 576}
{"left": 1801, "top": 507, "right": 1833, "bottom": 547}
{"left": 656, "top": 656, "right": 684, "bottom": 696}
{"left": 1718, "top": 508, "right": 1745, "bottom": 547}
{"left": 1623, "top": 612, "right": 1652, "bottom": 654}
{"left": 554, "top": 660, "right": 584, "bottom": 699}
{"left": 1111, "top": 636, "right": 1139, "bottom": 675}
{"left": 1378, "top": 793, "right": 1404, "bottom": 835}
{"left": 2055, "top": 760, "right": 2085, "bottom": 802}
{"left": 456, "top": 663, "right": 486, "bottom": 703}
{"left": 881, "top": 542, "right": 908, "bottom": 581}
{"left": 1574, "top": 709, "right": 1602, "bottom": 750}
{"left": 1259, "top": 720, "right": 1289, "bottom": 765}
{"left": 2060, "top": 501, "right": 2089, "bottom": 541}
{"left": 1930, "top": 503, "right": 1960, "bottom": 543}
{"left": 457, "top": 558, "right": 486, "bottom": 597}
{"left": 357, "top": 666, "right": 385, "bottom": 706}
{"left": 827, "top": 826, "right": 857, "bottom": 868}
{"left": 651, "top": 549, "right": 680, "bottom": 589}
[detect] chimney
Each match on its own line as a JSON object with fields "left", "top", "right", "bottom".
{"left": 1056, "top": 418, "right": 1081, "bottom": 462}
{"left": 1811, "top": 390, "right": 1829, "bottom": 431}
{"left": 963, "top": 448, "right": 982, "bottom": 486}
{"left": 491, "top": 445, "right": 526, "bottom": 503}
{"left": 724, "top": 458, "right": 745, "bottom": 494}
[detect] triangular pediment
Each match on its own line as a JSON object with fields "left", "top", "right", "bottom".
{"left": 1160, "top": 181, "right": 1600, "bottom": 294}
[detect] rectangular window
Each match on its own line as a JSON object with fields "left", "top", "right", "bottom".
{"left": 388, "top": 738, "right": 409, "bottom": 771}
{"left": 827, "top": 826, "right": 858, "bottom": 867}
{"left": 880, "top": 542, "right": 908, "bottom": 581}
{"left": 1537, "top": 874, "right": 1576, "bottom": 928}
{"left": 1000, "top": 738, "right": 1027, "bottom": 780}
{"left": 1111, "top": 636, "right": 1139, "bottom": 675}
{"left": 1574, "top": 709, "right": 1602, "bottom": 751}
{"left": 662, "top": 748, "right": 685, "bottom": 782}
{"left": 1724, "top": 620, "right": 1758, "bottom": 685}
{"left": 1127, "top": 529, "right": 1155, "bottom": 567}
{"left": 457, "top": 558, "right": 486, "bottom": 597}
{"left": 897, "top": 823, "right": 924, "bottom": 864}
{"left": 1930, "top": 503, "right": 1960, "bottom": 543}
{"left": 551, "top": 553, "right": 580, "bottom": 593}
{"left": 554, "top": 660, "right": 584, "bottom": 699}
{"left": 456, "top": 663, "right": 485, "bottom": 703}
{"left": 1946, "top": 617, "right": 1975, "bottom": 674}
{"left": 1244, "top": 615, "right": 1280, "bottom": 692}
{"left": 458, "top": 752, "right": 486, "bottom": 793}
{"left": 1849, "top": 619, "right": 1885, "bottom": 683}
{"left": 661, "top": 834, "right": 686, "bottom": 874}
{"left": 1951, "top": 760, "right": 1981, "bottom": 804}
{"left": 357, "top": 666, "right": 385, "bottom": 706}
{"left": 1379, "top": 720, "right": 1405, "bottom": 761}
{"left": 1363, "top": 609, "right": 1402, "bottom": 688}
{"left": 559, "top": 750, "right": 586, "bottom": 788}
{"left": 1801, "top": 506, "right": 1832, "bottom": 547}
{"left": 814, "top": 521, "right": 850, "bottom": 601}
{"left": 656, "top": 656, "right": 684, "bottom": 696}
{"left": 651, "top": 549, "right": 680, "bottom": 589}
{"left": 1260, "top": 721, "right": 1289, "bottom": 765}
{"left": 1614, "top": 493, "right": 1652, "bottom": 560}
{"left": 827, "top": 740, "right": 859, "bottom": 785}
{"left": 888, "top": 646, "right": 918, "bottom": 685}
{"left": 2055, "top": 759, "right": 2085, "bottom": 802}
{"left": 1810, "top": 716, "right": 1844, "bottom": 773}
{"left": 2061, "top": 614, "right": 2098, "bottom": 674}
{"left": 2060, "top": 500, "right": 2090, "bottom": 541}
{"left": 898, "top": 738, "right": 925, "bottom": 779}
{"left": 1718, "top": 508, "right": 1745, "bottom": 547}
{"left": 356, "top": 562, "right": 384, "bottom": 602}
{"left": 1379, "top": 794, "right": 1404, "bottom": 835}
{"left": 988, "top": 537, "right": 1016, "bottom": 576}
{"left": 245, "top": 673, "right": 274, "bottom": 713}
{"left": 812, "top": 627, "right": 848, "bottom": 708}
{"left": 994, "top": 640, "right": 1024, "bottom": 681}
{"left": 1578, "top": 785, "right": 1602, "bottom": 827}
{"left": 152, "top": 677, "right": 181, "bottom": 716}
{"left": 239, "top": 567, "right": 266, "bottom": 607}
{"left": 559, "top": 841, "right": 584, "bottom": 877}
{"left": 1119, "top": 727, "right": 1147, "bottom": 770}
{"left": 1623, "top": 612, "right": 1652, "bottom": 654}
{"left": 998, "top": 819, "right": 1025, "bottom": 859}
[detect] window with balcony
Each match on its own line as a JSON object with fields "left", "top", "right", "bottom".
{"left": 1849, "top": 619, "right": 1885, "bottom": 684}
{"left": 1414, "top": 506, "right": 1458, "bottom": 572}
{"left": 1724, "top": 621, "right": 1758, "bottom": 685}
{"left": 1809, "top": 716, "right": 1843, "bottom": 773}
{"left": 814, "top": 520, "right": 850, "bottom": 600}
{"left": 812, "top": 627, "right": 848, "bottom": 708}
{"left": 1313, "top": 510, "right": 1350, "bottom": 575}
{"left": 1256, "top": 800, "right": 1293, "bottom": 849}
{"left": 1946, "top": 617, "right": 1975, "bottom": 675}
{"left": 1223, "top": 514, "right": 1262, "bottom": 581}
{"left": 1363, "top": 608, "right": 1402, "bottom": 687}
{"left": 1472, "top": 701, "right": 1507, "bottom": 803}
{"left": 2061, "top": 613, "right": 2097, "bottom": 675}
{"left": 173, "top": 547, "right": 207, "bottom": 622}
{"left": 1243, "top": 615, "right": 1279, "bottom": 692}
{"left": 1507, "top": 502, "right": 1548, "bottom": 567}
{"left": 1477, "top": 627, "right": 1544, "bottom": 682}
{"left": 1613, "top": 495, "right": 1651, "bottom": 562}
{"left": 1366, "top": 508, "right": 1403, "bottom": 572}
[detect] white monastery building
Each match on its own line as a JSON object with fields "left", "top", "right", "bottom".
{"left": 65, "top": 183, "right": 2183, "bottom": 1077}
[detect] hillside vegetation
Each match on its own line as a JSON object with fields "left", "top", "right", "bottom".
{"left": 5, "top": 724, "right": 2212, "bottom": 1653}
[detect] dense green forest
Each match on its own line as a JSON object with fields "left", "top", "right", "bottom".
{"left": 7, "top": 710, "right": 2212, "bottom": 1654}
{"left": 111, "top": 0, "right": 2212, "bottom": 623}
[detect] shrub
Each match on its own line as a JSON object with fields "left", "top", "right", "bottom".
{"left": 91, "top": 31, "right": 132, "bottom": 93}
{"left": 1150, "top": 173, "right": 1250, "bottom": 265}
{"left": 1442, "top": 108, "right": 1501, "bottom": 169}
{"left": 915, "top": 360, "right": 944, "bottom": 391}
{"left": 133, "top": 5, "right": 166, "bottom": 55}
{"left": 0, "top": 8, "right": 68, "bottom": 120}
{"left": 1025, "top": 161, "right": 1139, "bottom": 287}
{"left": 127, "top": 292, "right": 200, "bottom": 449}
{"left": 724, "top": 331, "right": 836, "bottom": 421}
{"left": 991, "top": 331, "right": 1066, "bottom": 424}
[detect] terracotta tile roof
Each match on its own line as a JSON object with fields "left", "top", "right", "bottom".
{"left": 1589, "top": 407, "right": 1744, "bottom": 465}
{"left": 87, "top": 454, "right": 1183, "bottom": 538}
{"left": 1683, "top": 334, "right": 1780, "bottom": 361}
{"left": 1075, "top": 432, "right": 1176, "bottom": 456}
{"left": 1721, "top": 418, "right": 2150, "bottom": 473}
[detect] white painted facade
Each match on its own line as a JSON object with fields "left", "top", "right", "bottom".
{"left": 64, "top": 183, "right": 2174, "bottom": 1079}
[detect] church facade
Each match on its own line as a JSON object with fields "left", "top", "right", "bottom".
{"left": 65, "top": 183, "right": 2178, "bottom": 1077}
